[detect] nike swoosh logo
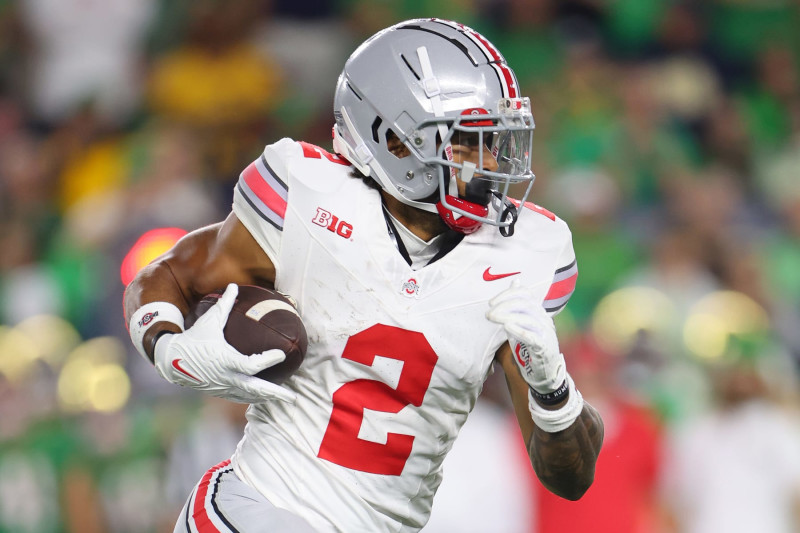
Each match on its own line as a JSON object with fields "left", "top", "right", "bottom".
{"left": 172, "top": 359, "right": 201, "bottom": 382}
{"left": 483, "top": 267, "right": 520, "bottom": 281}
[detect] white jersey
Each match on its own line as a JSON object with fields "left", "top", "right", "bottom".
{"left": 230, "top": 138, "right": 577, "bottom": 533}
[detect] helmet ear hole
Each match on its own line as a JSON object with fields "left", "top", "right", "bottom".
{"left": 386, "top": 130, "right": 411, "bottom": 159}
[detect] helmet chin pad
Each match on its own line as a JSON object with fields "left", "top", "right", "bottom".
{"left": 436, "top": 195, "right": 487, "bottom": 234}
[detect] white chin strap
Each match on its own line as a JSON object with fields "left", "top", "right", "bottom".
{"left": 416, "top": 46, "right": 459, "bottom": 198}
{"left": 332, "top": 107, "right": 372, "bottom": 176}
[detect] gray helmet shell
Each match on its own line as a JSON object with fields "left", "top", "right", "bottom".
{"left": 333, "top": 18, "right": 534, "bottom": 224}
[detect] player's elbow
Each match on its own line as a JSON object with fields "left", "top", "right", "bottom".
{"left": 544, "top": 469, "right": 596, "bottom": 501}
{"left": 561, "top": 477, "right": 594, "bottom": 501}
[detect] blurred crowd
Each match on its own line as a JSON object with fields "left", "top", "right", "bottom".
{"left": 0, "top": 0, "right": 799, "bottom": 531}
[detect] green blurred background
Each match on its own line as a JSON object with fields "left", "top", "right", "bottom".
{"left": 1, "top": 0, "right": 799, "bottom": 531}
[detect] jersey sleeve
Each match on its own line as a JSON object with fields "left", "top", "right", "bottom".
{"left": 232, "top": 138, "right": 296, "bottom": 268}
{"left": 543, "top": 235, "right": 578, "bottom": 316}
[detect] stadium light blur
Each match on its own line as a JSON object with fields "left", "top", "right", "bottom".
{"left": 14, "top": 314, "right": 81, "bottom": 369}
{"left": 0, "top": 325, "right": 40, "bottom": 383}
{"left": 683, "top": 291, "right": 770, "bottom": 360}
{"left": 591, "top": 286, "right": 677, "bottom": 355}
{"left": 86, "top": 364, "right": 131, "bottom": 413}
{"left": 57, "top": 336, "right": 131, "bottom": 413}
{"left": 120, "top": 227, "right": 187, "bottom": 286}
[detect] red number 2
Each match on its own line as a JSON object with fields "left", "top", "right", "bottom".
{"left": 317, "top": 324, "right": 438, "bottom": 475}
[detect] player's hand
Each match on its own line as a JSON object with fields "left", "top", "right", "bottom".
{"left": 153, "top": 284, "right": 296, "bottom": 404}
{"left": 486, "top": 280, "right": 566, "bottom": 394}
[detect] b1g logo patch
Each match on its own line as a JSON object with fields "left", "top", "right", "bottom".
{"left": 138, "top": 311, "right": 159, "bottom": 328}
{"left": 312, "top": 207, "right": 353, "bottom": 239}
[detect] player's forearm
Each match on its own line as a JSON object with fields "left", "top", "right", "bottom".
{"left": 124, "top": 260, "right": 191, "bottom": 361}
{"left": 125, "top": 217, "right": 271, "bottom": 362}
{"left": 124, "top": 223, "right": 227, "bottom": 325}
{"left": 124, "top": 260, "right": 191, "bottom": 317}
{"left": 528, "top": 402, "right": 603, "bottom": 500}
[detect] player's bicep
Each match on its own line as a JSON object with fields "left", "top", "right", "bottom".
{"left": 125, "top": 212, "right": 275, "bottom": 321}
{"left": 164, "top": 212, "right": 276, "bottom": 302}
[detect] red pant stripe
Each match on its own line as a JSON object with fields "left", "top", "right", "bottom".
{"left": 192, "top": 459, "right": 232, "bottom": 533}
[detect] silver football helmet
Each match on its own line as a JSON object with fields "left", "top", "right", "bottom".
{"left": 332, "top": 18, "right": 536, "bottom": 236}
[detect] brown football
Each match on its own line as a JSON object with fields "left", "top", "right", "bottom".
{"left": 186, "top": 285, "right": 307, "bottom": 384}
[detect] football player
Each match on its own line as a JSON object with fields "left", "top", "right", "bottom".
{"left": 125, "top": 19, "right": 604, "bottom": 532}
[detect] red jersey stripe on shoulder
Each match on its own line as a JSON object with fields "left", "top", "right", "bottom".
{"left": 298, "top": 141, "right": 351, "bottom": 166}
{"left": 509, "top": 198, "right": 556, "bottom": 221}
{"left": 527, "top": 203, "right": 556, "bottom": 221}
{"left": 545, "top": 259, "right": 578, "bottom": 312}
{"left": 192, "top": 459, "right": 231, "bottom": 533}
{"left": 242, "top": 161, "right": 288, "bottom": 219}
{"left": 545, "top": 271, "right": 577, "bottom": 300}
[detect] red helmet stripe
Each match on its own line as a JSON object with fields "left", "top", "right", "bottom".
{"left": 430, "top": 19, "right": 518, "bottom": 98}
{"left": 463, "top": 29, "right": 518, "bottom": 98}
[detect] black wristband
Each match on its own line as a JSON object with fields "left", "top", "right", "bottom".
{"left": 147, "top": 329, "right": 176, "bottom": 362}
{"left": 531, "top": 379, "right": 569, "bottom": 406}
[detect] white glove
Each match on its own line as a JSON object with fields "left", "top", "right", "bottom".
{"left": 486, "top": 280, "right": 566, "bottom": 394}
{"left": 154, "top": 283, "right": 296, "bottom": 404}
